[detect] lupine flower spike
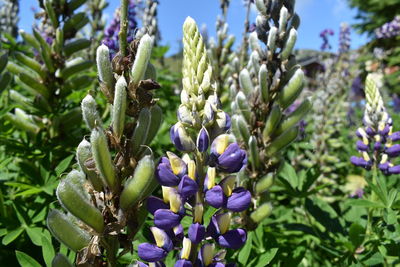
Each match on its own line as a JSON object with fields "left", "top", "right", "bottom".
{"left": 138, "top": 17, "right": 249, "bottom": 266}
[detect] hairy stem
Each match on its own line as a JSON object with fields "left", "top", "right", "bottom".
{"left": 119, "top": 0, "right": 129, "bottom": 57}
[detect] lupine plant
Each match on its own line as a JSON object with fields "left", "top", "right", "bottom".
{"left": 0, "top": 0, "right": 19, "bottom": 39}
{"left": 136, "top": 17, "right": 250, "bottom": 267}
{"left": 229, "top": 0, "right": 309, "bottom": 230}
{"left": 137, "top": 0, "right": 160, "bottom": 46}
{"left": 47, "top": 6, "right": 164, "bottom": 263}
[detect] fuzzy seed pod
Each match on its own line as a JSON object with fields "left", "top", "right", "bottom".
{"left": 81, "top": 94, "right": 102, "bottom": 130}
{"left": 250, "top": 203, "right": 272, "bottom": 223}
{"left": 278, "top": 7, "right": 288, "bottom": 34}
{"left": 249, "top": 136, "right": 260, "bottom": 170}
{"left": 96, "top": 44, "right": 114, "bottom": 91}
{"left": 131, "top": 34, "right": 154, "bottom": 87}
{"left": 278, "top": 68, "right": 304, "bottom": 109}
{"left": 91, "top": 127, "right": 117, "bottom": 191}
{"left": 236, "top": 115, "right": 251, "bottom": 144}
{"left": 267, "top": 26, "right": 278, "bottom": 55}
{"left": 4, "top": 112, "right": 40, "bottom": 135}
{"left": 47, "top": 210, "right": 91, "bottom": 252}
{"left": 263, "top": 105, "right": 282, "bottom": 139}
{"left": 56, "top": 177, "right": 104, "bottom": 233}
{"left": 239, "top": 69, "right": 254, "bottom": 97}
{"left": 144, "top": 105, "right": 163, "bottom": 145}
{"left": 275, "top": 99, "right": 311, "bottom": 135}
{"left": 112, "top": 76, "right": 127, "bottom": 140}
{"left": 120, "top": 155, "right": 155, "bottom": 210}
{"left": 267, "top": 127, "right": 299, "bottom": 156}
{"left": 131, "top": 108, "right": 151, "bottom": 156}
{"left": 235, "top": 91, "right": 251, "bottom": 123}
{"left": 259, "top": 64, "right": 269, "bottom": 103}
{"left": 281, "top": 28, "right": 297, "bottom": 61}
{"left": 255, "top": 173, "right": 274, "bottom": 194}
{"left": 76, "top": 139, "right": 103, "bottom": 191}
{"left": 51, "top": 253, "right": 73, "bottom": 267}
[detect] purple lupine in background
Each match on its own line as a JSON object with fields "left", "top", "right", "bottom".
{"left": 375, "top": 16, "right": 400, "bottom": 39}
{"left": 103, "top": 0, "right": 137, "bottom": 54}
{"left": 137, "top": 17, "right": 250, "bottom": 266}
{"left": 350, "top": 74, "right": 400, "bottom": 175}
{"left": 319, "top": 28, "right": 334, "bottom": 51}
{"left": 338, "top": 23, "right": 350, "bottom": 54}
{"left": 392, "top": 94, "right": 400, "bottom": 112}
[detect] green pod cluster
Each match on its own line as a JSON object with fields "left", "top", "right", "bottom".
{"left": 120, "top": 155, "right": 155, "bottom": 210}
{"left": 47, "top": 210, "right": 91, "bottom": 252}
{"left": 91, "top": 127, "right": 117, "bottom": 191}
{"left": 112, "top": 77, "right": 127, "bottom": 140}
{"left": 56, "top": 174, "right": 104, "bottom": 233}
{"left": 250, "top": 203, "right": 272, "bottom": 223}
{"left": 131, "top": 34, "right": 154, "bottom": 87}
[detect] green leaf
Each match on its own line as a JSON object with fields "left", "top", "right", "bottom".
{"left": 42, "top": 235, "right": 55, "bottom": 267}
{"left": 348, "top": 223, "right": 365, "bottom": 250}
{"left": 238, "top": 232, "right": 253, "bottom": 265}
{"left": 55, "top": 155, "right": 74, "bottom": 177}
{"left": 15, "top": 251, "right": 42, "bottom": 267}
{"left": 279, "top": 162, "right": 299, "bottom": 190}
{"left": 26, "top": 227, "right": 44, "bottom": 246}
{"left": 344, "top": 199, "right": 385, "bottom": 209}
{"left": 2, "top": 228, "right": 24, "bottom": 245}
{"left": 14, "top": 188, "right": 43, "bottom": 197}
{"left": 255, "top": 248, "right": 279, "bottom": 267}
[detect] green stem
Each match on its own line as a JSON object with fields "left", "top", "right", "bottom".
{"left": 119, "top": 0, "right": 129, "bottom": 57}
{"left": 366, "top": 166, "right": 378, "bottom": 237}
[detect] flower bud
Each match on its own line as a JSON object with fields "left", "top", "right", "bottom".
{"left": 112, "top": 76, "right": 127, "bottom": 140}
{"left": 120, "top": 155, "right": 155, "bottom": 210}
{"left": 255, "top": 0, "right": 267, "bottom": 15}
{"left": 81, "top": 94, "right": 102, "bottom": 130}
{"left": 47, "top": 210, "right": 91, "bottom": 252}
{"left": 131, "top": 34, "right": 154, "bottom": 87}
{"left": 91, "top": 128, "right": 117, "bottom": 191}
{"left": 170, "top": 122, "right": 195, "bottom": 152}
{"left": 96, "top": 44, "right": 114, "bottom": 90}
{"left": 197, "top": 127, "right": 210, "bottom": 152}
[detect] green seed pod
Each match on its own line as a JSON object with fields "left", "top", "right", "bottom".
{"left": 249, "top": 32, "right": 262, "bottom": 54}
{"left": 278, "top": 68, "right": 304, "bottom": 109}
{"left": 51, "top": 253, "right": 73, "bottom": 267}
{"left": 267, "top": 26, "right": 278, "bottom": 55}
{"left": 59, "top": 58, "right": 93, "bottom": 80}
{"left": 236, "top": 91, "right": 251, "bottom": 123}
{"left": 112, "top": 77, "right": 127, "bottom": 140}
{"left": 96, "top": 44, "right": 114, "bottom": 91}
{"left": 281, "top": 28, "right": 297, "bottom": 61}
{"left": 250, "top": 51, "right": 260, "bottom": 74}
{"left": 65, "top": 170, "right": 88, "bottom": 198}
{"left": 250, "top": 203, "right": 272, "bottom": 223}
{"left": 67, "top": 0, "right": 88, "bottom": 15}
{"left": 44, "top": 0, "right": 58, "bottom": 28}
{"left": 263, "top": 105, "right": 282, "bottom": 139}
{"left": 249, "top": 136, "right": 260, "bottom": 170}
{"left": 239, "top": 69, "right": 254, "bottom": 96}
{"left": 224, "top": 35, "right": 235, "bottom": 50}
{"left": 64, "top": 38, "right": 91, "bottom": 57}
{"left": 275, "top": 99, "right": 311, "bottom": 135}
{"left": 33, "top": 29, "right": 54, "bottom": 73}
{"left": 19, "top": 72, "right": 49, "bottom": 98}
{"left": 63, "top": 12, "right": 89, "bottom": 34}
{"left": 255, "top": 173, "right": 274, "bottom": 194}
{"left": 47, "top": 210, "right": 91, "bottom": 252}
{"left": 6, "top": 61, "right": 31, "bottom": 77}
{"left": 259, "top": 64, "right": 269, "bottom": 103}
{"left": 91, "top": 128, "right": 117, "bottom": 191}
{"left": 54, "top": 27, "right": 64, "bottom": 55}
{"left": 9, "top": 90, "right": 31, "bottom": 106}
{"left": 131, "top": 108, "right": 151, "bottom": 156}
{"left": 255, "top": 0, "right": 267, "bottom": 15}
{"left": 81, "top": 95, "right": 102, "bottom": 130}
{"left": 236, "top": 115, "right": 251, "bottom": 144}
{"left": 267, "top": 127, "right": 299, "bottom": 156}
{"left": 289, "top": 13, "right": 301, "bottom": 30}
{"left": 144, "top": 105, "right": 163, "bottom": 145}
{"left": 120, "top": 155, "right": 155, "bottom": 210}
{"left": 131, "top": 34, "right": 153, "bottom": 87}
{"left": 57, "top": 177, "right": 104, "bottom": 233}
{"left": 4, "top": 112, "right": 40, "bottom": 135}
{"left": 278, "top": 6, "right": 288, "bottom": 34}
{"left": 76, "top": 139, "right": 103, "bottom": 191}
{"left": 231, "top": 115, "right": 241, "bottom": 141}
{"left": 14, "top": 52, "right": 45, "bottom": 78}
{"left": 19, "top": 30, "right": 40, "bottom": 51}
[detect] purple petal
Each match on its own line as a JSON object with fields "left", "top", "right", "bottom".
{"left": 138, "top": 243, "right": 167, "bottom": 262}
{"left": 217, "top": 143, "right": 247, "bottom": 173}
{"left": 156, "top": 163, "right": 180, "bottom": 186}
{"left": 356, "top": 140, "right": 369, "bottom": 151}
{"left": 178, "top": 175, "right": 199, "bottom": 199}
{"left": 217, "top": 229, "right": 247, "bottom": 249}
{"left": 226, "top": 188, "right": 251, "bottom": 212}
{"left": 379, "top": 162, "right": 389, "bottom": 172}
{"left": 175, "top": 259, "right": 193, "bottom": 267}
{"left": 386, "top": 144, "right": 400, "bottom": 157}
{"left": 147, "top": 196, "right": 169, "bottom": 215}
{"left": 350, "top": 156, "right": 371, "bottom": 169}
{"left": 388, "top": 165, "right": 400, "bottom": 174}
{"left": 389, "top": 131, "right": 400, "bottom": 141}
{"left": 224, "top": 112, "right": 231, "bottom": 131}
{"left": 188, "top": 223, "right": 206, "bottom": 244}
{"left": 205, "top": 185, "right": 225, "bottom": 208}
{"left": 206, "top": 215, "right": 220, "bottom": 239}
{"left": 197, "top": 127, "right": 210, "bottom": 152}
{"left": 154, "top": 209, "right": 181, "bottom": 230}
{"left": 379, "top": 125, "right": 390, "bottom": 136}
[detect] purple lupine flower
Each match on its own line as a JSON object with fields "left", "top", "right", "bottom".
{"left": 138, "top": 227, "right": 173, "bottom": 262}
{"left": 392, "top": 94, "right": 400, "bottom": 112}
{"left": 375, "top": 16, "right": 400, "bottom": 39}
{"left": 156, "top": 152, "right": 187, "bottom": 186}
{"left": 170, "top": 122, "right": 196, "bottom": 152}
{"left": 103, "top": 0, "right": 138, "bottom": 55}
{"left": 338, "top": 23, "right": 350, "bottom": 54}
{"left": 209, "top": 135, "right": 247, "bottom": 173}
{"left": 319, "top": 29, "right": 334, "bottom": 51}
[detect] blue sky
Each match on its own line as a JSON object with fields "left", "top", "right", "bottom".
{"left": 18, "top": 0, "right": 369, "bottom": 55}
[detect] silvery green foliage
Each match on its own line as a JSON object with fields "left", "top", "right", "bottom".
{"left": 4, "top": 0, "right": 93, "bottom": 141}
{"left": 48, "top": 34, "right": 164, "bottom": 265}
{"left": 136, "top": 0, "right": 160, "bottom": 46}
{"left": 0, "top": 0, "right": 19, "bottom": 38}
{"left": 229, "top": 0, "right": 310, "bottom": 229}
